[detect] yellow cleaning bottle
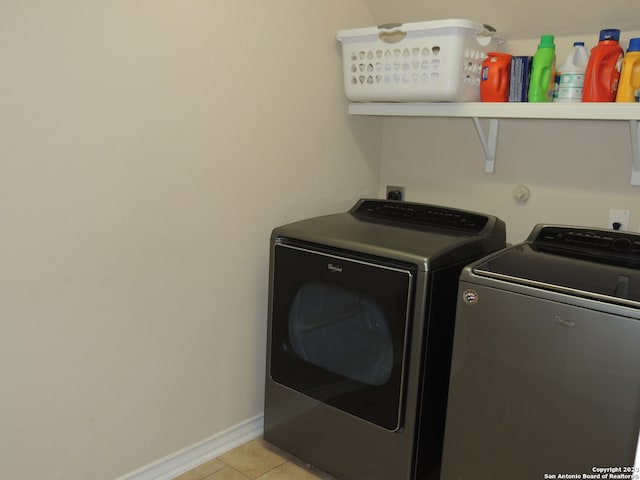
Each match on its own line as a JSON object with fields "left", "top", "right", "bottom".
{"left": 616, "top": 38, "right": 640, "bottom": 102}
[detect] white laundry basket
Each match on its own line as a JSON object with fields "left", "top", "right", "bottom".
{"left": 336, "top": 19, "right": 505, "bottom": 102}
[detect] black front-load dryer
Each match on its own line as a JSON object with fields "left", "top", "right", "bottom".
{"left": 263, "top": 199, "right": 506, "bottom": 480}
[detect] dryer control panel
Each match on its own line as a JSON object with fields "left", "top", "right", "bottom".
{"left": 352, "top": 199, "right": 489, "bottom": 233}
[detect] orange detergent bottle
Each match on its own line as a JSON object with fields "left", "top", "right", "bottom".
{"left": 480, "top": 52, "right": 513, "bottom": 101}
{"left": 582, "top": 29, "right": 624, "bottom": 102}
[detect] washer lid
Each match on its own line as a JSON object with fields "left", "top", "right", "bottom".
{"left": 474, "top": 225, "right": 640, "bottom": 306}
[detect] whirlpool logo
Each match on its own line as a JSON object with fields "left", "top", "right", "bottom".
{"left": 553, "top": 315, "right": 576, "bottom": 328}
{"left": 327, "top": 263, "right": 343, "bottom": 273}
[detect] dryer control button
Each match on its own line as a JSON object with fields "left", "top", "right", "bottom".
{"left": 613, "top": 237, "right": 632, "bottom": 251}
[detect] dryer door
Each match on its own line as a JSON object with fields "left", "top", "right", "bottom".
{"left": 269, "top": 240, "right": 415, "bottom": 431}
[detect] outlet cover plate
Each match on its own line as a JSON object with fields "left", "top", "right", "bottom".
{"left": 609, "top": 209, "right": 630, "bottom": 231}
{"left": 386, "top": 185, "right": 405, "bottom": 201}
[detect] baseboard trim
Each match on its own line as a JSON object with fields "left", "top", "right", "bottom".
{"left": 114, "top": 414, "right": 264, "bottom": 480}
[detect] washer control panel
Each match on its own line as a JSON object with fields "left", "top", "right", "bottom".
{"left": 533, "top": 225, "right": 640, "bottom": 257}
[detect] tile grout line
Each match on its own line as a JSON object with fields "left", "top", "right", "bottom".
{"left": 177, "top": 438, "right": 332, "bottom": 480}
{"left": 226, "top": 464, "right": 252, "bottom": 480}
{"left": 207, "top": 452, "right": 291, "bottom": 480}
{"left": 253, "top": 457, "right": 289, "bottom": 480}
{"left": 201, "top": 460, "right": 250, "bottom": 480}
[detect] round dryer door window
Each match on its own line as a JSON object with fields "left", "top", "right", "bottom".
{"left": 289, "top": 281, "right": 393, "bottom": 387}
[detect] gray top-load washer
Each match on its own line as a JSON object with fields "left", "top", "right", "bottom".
{"left": 441, "top": 224, "right": 640, "bottom": 480}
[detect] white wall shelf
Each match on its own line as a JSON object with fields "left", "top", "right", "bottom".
{"left": 348, "top": 102, "right": 640, "bottom": 185}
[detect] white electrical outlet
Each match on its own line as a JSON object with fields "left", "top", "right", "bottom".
{"left": 609, "top": 209, "right": 630, "bottom": 231}
{"left": 386, "top": 185, "right": 405, "bottom": 201}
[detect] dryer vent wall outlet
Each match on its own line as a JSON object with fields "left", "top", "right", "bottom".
{"left": 386, "top": 186, "right": 405, "bottom": 201}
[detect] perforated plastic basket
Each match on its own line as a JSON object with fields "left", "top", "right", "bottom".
{"left": 336, "top": 19, "right": 505, "bottom": 102}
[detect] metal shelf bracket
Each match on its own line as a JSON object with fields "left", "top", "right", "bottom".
{"left": 630, "top": 120, "right": 640, "bottom": 186}
{"left": 472, "top": 117, "right": 500, "bottom": 173}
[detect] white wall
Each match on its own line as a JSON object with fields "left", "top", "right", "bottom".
{"left": 362, "top": 0, "right": 640, "bottom": 41}
{"left": 377, "top": 32, "right": 640, "bottom": 243}
{"left": 0, "top": 2, "right": 379, "bottom": 479}
{"left": 4, "top": 2, "right": 638, "bottom": 478}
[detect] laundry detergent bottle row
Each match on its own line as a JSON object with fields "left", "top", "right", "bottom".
{"left": 616, "top": 38, "right": 640, "bottom": 102}
{"left": 553, "top": 42, "right": 589, "bottom": 102}
{"left": 528, "top": 35, "right": 556, "bottom": 102}
{"left": 582, "top": 29, "right": 624, "bottom": 102}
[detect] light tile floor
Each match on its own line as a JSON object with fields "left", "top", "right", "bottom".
{"left": 173, "top": 438, "right": 337, "bottom": 480}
